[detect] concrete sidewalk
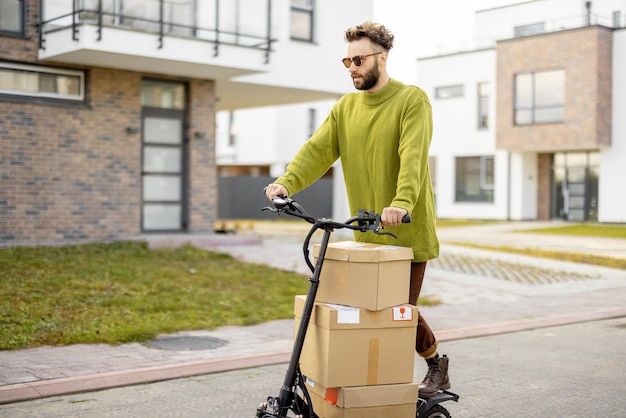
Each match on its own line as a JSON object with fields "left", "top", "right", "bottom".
{"left": 1, "top": 221, "right": 625, "bottom": 405}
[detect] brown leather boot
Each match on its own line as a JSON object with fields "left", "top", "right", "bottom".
{"left": 418, "top": 354, "right": 451, "bottom": 398}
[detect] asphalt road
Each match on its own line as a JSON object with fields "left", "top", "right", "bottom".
{"left": 1, "top": 317, "right": 624, "bottom": 418}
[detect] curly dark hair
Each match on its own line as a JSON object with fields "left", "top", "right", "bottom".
{"left": 345, "top": 21, "right": 394, "bottom": 52}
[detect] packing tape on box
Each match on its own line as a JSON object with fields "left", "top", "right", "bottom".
{"left": 367, "top": 338, "right": 380, "bottom": 385}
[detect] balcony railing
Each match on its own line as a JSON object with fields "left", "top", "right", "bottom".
{"left": 426, "top": 11, "right": 625, "bottom": 57}
{"left": 39, "top": 0, "right": 276, "bottom": 63}
{"left": 513, "top": 12, "right": 624, "bottom": 38}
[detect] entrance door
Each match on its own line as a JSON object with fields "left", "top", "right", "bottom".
{"left": 140, "top": 80, "right": 187, "bottom": 232}
{"left": 565, "top": 167, "right": 587, "bottom": 221}
{"left": 552, "top": 152, "right": 599, "bottom": 221}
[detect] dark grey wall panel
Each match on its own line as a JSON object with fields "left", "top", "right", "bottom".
{"left": 218, "top": 176, "right": 333, "bottom": 220}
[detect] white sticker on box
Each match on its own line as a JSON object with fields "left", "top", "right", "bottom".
{"left": 325, "top": 303, "right": 361, "bottom": 324}
{"left": 392, "top": 306, "right": 413, "bottom": 321}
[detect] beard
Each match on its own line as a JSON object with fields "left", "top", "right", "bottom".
{"left": 352, "top": 63, "right": 380, "bottom": 91}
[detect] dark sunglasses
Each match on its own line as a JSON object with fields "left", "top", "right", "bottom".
{"left": 341, "top": 52, "right": 383, "bottom": 68}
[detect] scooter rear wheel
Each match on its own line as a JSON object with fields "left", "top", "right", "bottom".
{"left": 418, "top": 403, "right": 451, "bottom": 418}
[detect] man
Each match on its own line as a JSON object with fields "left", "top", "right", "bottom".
{"left": 264, "top": 21, "right": 450, "bottom": 398}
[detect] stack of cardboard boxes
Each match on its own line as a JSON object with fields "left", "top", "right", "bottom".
{"left": 294, "top": 241, "right": 418, "bottom": 418}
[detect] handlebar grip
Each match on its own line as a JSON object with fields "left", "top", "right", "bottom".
{"left": 271, "top": 195, "right": 290, "bottom": 208}
{"left": 402, "top": 214, "right": 411, "bottom": 223}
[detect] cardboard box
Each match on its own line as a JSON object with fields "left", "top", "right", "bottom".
{"left": 313, "top": 241, "right": 413, "bottom": 311}
{"left": 294, "top": 295, "right": 417, "bottom": 388}
{"left": 304, "top": 378, "right": 419, "bottom": 418}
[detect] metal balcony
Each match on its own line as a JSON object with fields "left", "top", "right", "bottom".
{"left": 40, "top": 0, "right": 275, "bottom": 60}
{"left": 38, "top": 0, "right": 276, "bottom": 78}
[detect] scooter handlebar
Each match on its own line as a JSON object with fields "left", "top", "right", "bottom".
{"left": 263, "top": 193, "right": 410, "bottom": 232}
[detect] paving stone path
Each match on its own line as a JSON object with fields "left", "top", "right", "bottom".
{"left": 430, "top": 252, "right": 600, "bottom": 285}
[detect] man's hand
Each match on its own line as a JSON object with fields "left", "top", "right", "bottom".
{"left": 264, "top": 183, "right": 288, "bottom": 201}
{"left": 381, "top": 206, "right": 408, "bottom": 226}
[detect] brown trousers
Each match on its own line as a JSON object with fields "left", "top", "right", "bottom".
{"left": 410, "top": 262, "right": 438, "bottom": 359}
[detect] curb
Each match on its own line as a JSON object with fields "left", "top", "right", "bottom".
{"left": 435, "top": 306, "right": 626, "bottom": 341}
{"left": 0, "top": 351, "right": 291, "bottom": 405}
{"left": 1, "top": 307, "right": 624, "bottom": 405}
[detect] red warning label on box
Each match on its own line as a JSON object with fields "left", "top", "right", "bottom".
{"left": 392, "top": 306, "right": 413, "bottom": 322}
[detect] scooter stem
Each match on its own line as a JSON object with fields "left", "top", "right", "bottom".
{"left": 277, "top": 227, "right": 331, "bottom": 416}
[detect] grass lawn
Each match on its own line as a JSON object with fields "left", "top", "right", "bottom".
{"left": 0, "top": 242, "right": 309, "bottom": 350}
{"left": 519, "top": 223, "right": 626, "bottom": 239}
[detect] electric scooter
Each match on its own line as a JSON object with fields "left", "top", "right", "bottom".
{"left": 256, "top": 196, "right": 459, "bottom": 418}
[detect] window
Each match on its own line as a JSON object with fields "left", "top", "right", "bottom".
{"left": 228, "top": 111, "right": 236, "bottom": 147}
{"left": 291, "top": 0, "right": 314, "bottom": 42}
{"left": 477, "top": 82, "right": 489, "bottom": 129}
{"left": 435, "top": 84, "right": 464, "bottom": 99}
{"left": 140, "top": 79, "right": 187, "bottom": 232}
{"left": 307, "top": 108, "right": 316, "bottom": 138}
{"left": 0, "top": 63, "right": 85, "bottom": 102}
{"left": 0, "top": 0, "right": 24, "bottom": 36}
{"left": 514, "top": 22, "right": 545, "bottom": 38}
{"left": 141, "top": 79, "right": 184, "bottom": 109}
{"left": 613, "top": 11, "right": 622, "bottom": 28}
{"left": 514, "top": 70, "right": 564, "bottom": 125}
{"left": 455, "top": 156, "right": 494, "bottom": 202}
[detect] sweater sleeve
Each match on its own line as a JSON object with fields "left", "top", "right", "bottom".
{"left": 390, "top": 90, "right": 433, "bottom": 213}
{"left": 274, "top": 109, "right": 341, "bottom": 196}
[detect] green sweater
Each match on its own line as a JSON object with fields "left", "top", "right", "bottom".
{"left": 276, "top": 79, "right": 439, "bottom": 262}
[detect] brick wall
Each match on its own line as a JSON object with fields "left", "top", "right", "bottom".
{"left": 0, "top": 2, "right": 217, "bottom": 245}
{"left": 0, "top": 70, "right": 217, "bottom": 245}
{"left": 0, "top": 68, "right": 136, "bottom": 243}
{"left": 496, "top": 26, "right": 613, "bottom": 152}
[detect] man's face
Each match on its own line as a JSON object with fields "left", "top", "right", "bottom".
{"left": 346, "top": 39, "right": 382, "bottom": 91}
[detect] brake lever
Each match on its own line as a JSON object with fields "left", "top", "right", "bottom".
{"left": 262, "top": 194, "right": 291, "bottom": 213}
{"left": 261, "top": 206, "right": 278, "bottom": 213}
{"left": 262, "top": 195, "right": 309, "bottom": 219}
{"left": 357, "top": 212, "right": 398, "bottom": 238}
{"left": 367, "top": 212, "right": 411, "bottom": 239}
{"left": 373, "top": 225, "right": 398, "bottom": 239}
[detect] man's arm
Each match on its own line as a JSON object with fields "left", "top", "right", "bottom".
{"left": 387, "top": 89, "right": 433, "bottom": 223}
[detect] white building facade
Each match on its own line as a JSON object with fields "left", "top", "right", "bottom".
{"left": 420, "top": 0, "right": 626, "bottom": 223}
{"left": 217, "top": 0, "right": 626, "bottom": 224}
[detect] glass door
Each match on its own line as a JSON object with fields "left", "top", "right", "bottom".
{"left": 140, "top": 80, "right": 187, "bottom": 232}
{"left": 552, "top": 152, "right": 599, "bottom": 221}
{"left": 564, "top": 166, "right": 587, "bottom": 221}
